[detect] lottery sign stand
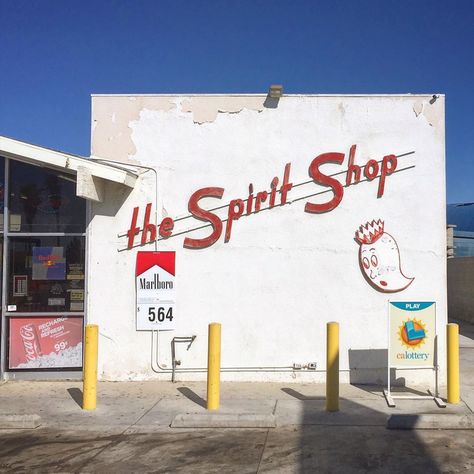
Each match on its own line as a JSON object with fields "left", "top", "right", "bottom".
{"left": 383, "top": 301, "right": 445, "bottom": 408}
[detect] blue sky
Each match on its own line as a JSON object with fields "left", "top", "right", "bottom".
{"left": 0, "top": 0, "right": 472, "bottom": 203}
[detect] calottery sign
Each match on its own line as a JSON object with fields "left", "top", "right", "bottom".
{"left": 389, "top": 302, "right": 436, "bottom": 367}
{"left": 136, "top": 251, "right": 176, "bottom": 331}
{"left": 125, "top": 144, "right": 404, "bottom": 250}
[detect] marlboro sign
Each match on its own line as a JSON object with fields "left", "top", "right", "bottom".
{"left": 136, "top": 251, "right": 176, "bottom": 331}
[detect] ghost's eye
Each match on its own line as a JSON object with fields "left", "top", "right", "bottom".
{"left": 371, "top": 255, "right": 378, "bottom": 267}
{"left": 363, "top": 257, "right": 370, "bottom": 269}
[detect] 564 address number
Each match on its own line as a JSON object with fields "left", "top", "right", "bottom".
{"left": 137, "top": 303, "right": 175, "bottom": 330}
{"left": 148, "top": 306, "right": 173, "bottom": 322}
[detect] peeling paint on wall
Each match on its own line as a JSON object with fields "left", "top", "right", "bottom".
{"left": 181, "top": 96, "right": 266, "bottom": 123}
{"left": 92, "top": 96, "right": 267, "bottom": 162}
{"left": 412, "top": 96, "right": 444, "bottom": 130}
{"left": 92, "top": 96, "right": 176, "bottom": 163}
{"left": 413, "top": 100, "right": 424, "bottom": 117}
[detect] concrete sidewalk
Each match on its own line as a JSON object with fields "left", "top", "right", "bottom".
{"left": 1, "top": 321, "right": 473, "bottom": 474}
{"left": 0, "top": 380, "right": 472, "bottom": 433}
{"left": 0, "top": 318, "right": 473, "bottom": 434}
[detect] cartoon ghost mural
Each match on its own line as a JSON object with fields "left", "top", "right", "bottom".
{"left": 355, "top": 219, "right": 414, "bottom": 293}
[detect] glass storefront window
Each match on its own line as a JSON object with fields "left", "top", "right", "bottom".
{"left": 8, "top": 316, "right": 83, "bottom": 369}
{"left": 8, "top": 236, "right": 85, "bottom": 313}
{"left": 0, "top": 156, "right": 86, "bottom": 374}
{"left": 8, "top": 160, "right": 86, "bottom": 233}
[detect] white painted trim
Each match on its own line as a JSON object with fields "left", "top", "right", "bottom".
{"left": 91, "top": 93, "right": 445, "bottom": 98}
{"left": 0, "top": 136, "right": 137, "bottom": 189}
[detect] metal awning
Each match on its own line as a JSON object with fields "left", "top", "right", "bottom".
{"left": 0, "top": 135, "right": 138, "bottom": 202}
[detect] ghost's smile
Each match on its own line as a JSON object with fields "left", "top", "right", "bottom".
{"left": 356, "top": 220, "right": 414, "bottom": 293}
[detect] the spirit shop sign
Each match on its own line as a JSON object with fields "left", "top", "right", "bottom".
{"left": 136, "top": 251, "right": 176, "bottom": 330}
{"left": 126, "top": 145, "right": 401, "bottom": 250}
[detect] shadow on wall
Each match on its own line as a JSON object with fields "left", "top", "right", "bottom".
{"left": 454, "top": 318, "right": 474, "bottom": 340}
{"left": 263, "top": 96, "right": 280, "bottom": 109}
{"left": 348, "top": 348, "right": 435, "bottom": 397}
{"left": 348, "top": 348, "right": 406, "bottom": 386}
{"left": 448, "top": 256, "right": 474, "bottom": 324}
{"left": 87, "top": 181, "right": 133, "bottom": 223}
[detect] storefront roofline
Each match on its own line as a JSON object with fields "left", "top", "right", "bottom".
{"left": 91, "top": 93, "right": 445, "bottom": 98}
{"left": 0, "top": 135, "right": 137, "bottom": 201}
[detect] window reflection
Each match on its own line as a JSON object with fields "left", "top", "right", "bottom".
{"left": 9, "top": 160, "right": 85, "bottom": 233}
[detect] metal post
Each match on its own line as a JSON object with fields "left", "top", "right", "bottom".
{"left": 207, "top": 322, "right": 221, "bottom": 410}
{"left": 447, "top": 323, "right": 460, "bottom": 404}
{"left": 326, "top": 321, "right": 339, "bottom": 412}
{"left": 0, "top": 158, "right": 9, "bottom": 380}
{"left": 83, "top": 324, "right": 99, "bottom": 410}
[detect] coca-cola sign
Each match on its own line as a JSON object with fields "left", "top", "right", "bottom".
{"left": 9, "top": 317, "right": 83, "bottom": 369}
{"left": 19, "top": 324, "right": 43, "bottom": 362}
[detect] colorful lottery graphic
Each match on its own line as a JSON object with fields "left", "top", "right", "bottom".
{"left": 389, "top": 302, "right": 435, "bottom": 367}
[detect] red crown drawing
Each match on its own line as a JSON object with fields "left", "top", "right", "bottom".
{"left": 355, "top": 219, "right": 385, "bottom": 245}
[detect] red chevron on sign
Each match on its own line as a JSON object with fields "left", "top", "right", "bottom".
{"left": 136, "top": 251, "right": 175, "bottom": 277}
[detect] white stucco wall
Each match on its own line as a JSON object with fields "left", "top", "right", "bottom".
{"left": 89, "top": 94, "right": 446, "bottom": 385}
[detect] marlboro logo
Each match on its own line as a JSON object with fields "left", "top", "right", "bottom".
{"left": 139, "top": 274, "right": 173, "bottom": 290}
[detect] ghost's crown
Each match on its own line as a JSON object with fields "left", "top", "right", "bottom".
{"left": 355, "top": 219, "right": 385, "bottom": 245}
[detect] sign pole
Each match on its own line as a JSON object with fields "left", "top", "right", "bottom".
{"left": 384, "top": 302, "right": 395, "bottom": 407}
{"left": 384, "top": 302, "right": 445, "bottom": 408}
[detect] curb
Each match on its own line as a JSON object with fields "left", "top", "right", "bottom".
{"left": 0, "top": 414, "right": 41, "bottom": 429}
{"left": 387, "top": 414, "right": 474, "bottom": 430}
{"left": 171, "top": 413, "right": 276, "bottom": 429}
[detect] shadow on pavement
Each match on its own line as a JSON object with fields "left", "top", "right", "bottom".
{"left": 177, "top": 386, "right": 206, "bottom": 408}
{"left": 1, "top": 382, "right": 472, "bottom": 472}
{"left": 281, "top": 387, "right": 324, "bottom": 400}
{"left": 67, "top": 387, "right": 83, "bottom": 408}
{"left": 271, "top": 387, "right": 444, "bottom": 473}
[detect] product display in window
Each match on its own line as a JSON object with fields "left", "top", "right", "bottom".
{"left": 32, "top": 247, "right": 66, "bottom": 280}
{"left": 8, "top": 237, "right": 85, "bottom": 312}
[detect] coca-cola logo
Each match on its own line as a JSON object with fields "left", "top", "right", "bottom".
{"left": 20, "top": 324, "right": 41, "bottom": 362}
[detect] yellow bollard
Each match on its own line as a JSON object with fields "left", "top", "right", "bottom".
{"left": 83, "top": 324, "right": 99, "bottom": 410}
{"left": 207, "top": 322, "right": 221, "bottom": 410}
{"left": 326, "top": 321, "right": 339, "bottom": 412}
{"left": 447, "top": 323, "right": 460, "bottom": 404}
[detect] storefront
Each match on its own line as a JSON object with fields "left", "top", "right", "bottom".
{"left": 1, "top": 92, "right": 447, "bottom": 385}
{"left": 88, "top": 93, "right": 447, "bottom": 385}
{"left": 0, "top": 137, "right": 136, "bottom": 379}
